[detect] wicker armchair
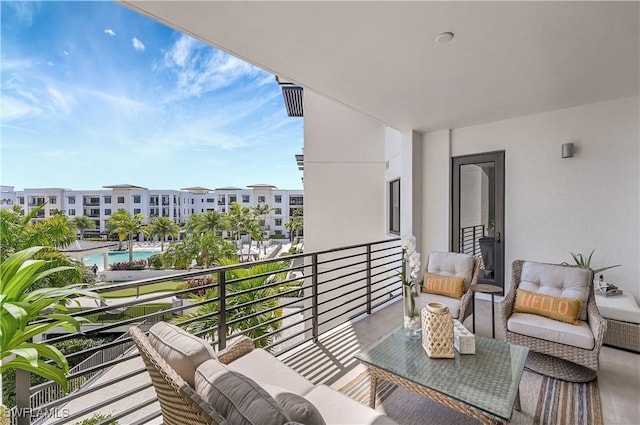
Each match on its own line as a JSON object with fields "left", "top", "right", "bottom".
{"left": 418, "top": 253, "right": 481, "bottom": 323}
{"left": 129, "top": 326, "right": 254, "bottom": 425}
{"left": 500, "top": 260, "right": 607, "bottom": 372}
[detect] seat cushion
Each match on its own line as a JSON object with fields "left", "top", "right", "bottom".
{"left": 426, "top": 252, "right": 475, "bottom": 291}
{"left": 595, "top": 293, "right": 640, "bottom": 324}
{"left": 507, "top": 313, "right": 595, "bottom": 350}
{"left": 263, "top": 384, "right": 326, "bottom": 425}
{"left": 147, "top": 322, "right": 216, "bottom": 387}
{"left": 423, "top": 273, "right": 465, "bottom": 299}
{"left": 417, "top": 292, "right": 461, "bottom": 319}
{"left": 195, "top": 359, "right": 291, "bottom": 425}
{"left": 304, "top": 384, "right": 398, "bottom": 425}
{"left": 228, "top": 348, "right": 315, "bottom": 396}
{"left": 519, "top": 261, "right": 592, "bottom": 321}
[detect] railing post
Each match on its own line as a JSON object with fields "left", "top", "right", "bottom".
{"left": 311, "top": 253, "right": 319, "bottom": 342}
{"left": 472, "top": 226, "right": 477, "bottom": 256}
{"left": 16, "top": 369, "right": 30, "bottom": 425}
{"left": 217, "top": 269, "right": 227, "bottom": 350}
{"left": 366, "top": 244, "right": 372, "bottom": 315}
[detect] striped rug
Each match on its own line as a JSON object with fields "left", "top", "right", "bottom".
{"left": 339, "top": 371, "right": 603, "bottom": 425}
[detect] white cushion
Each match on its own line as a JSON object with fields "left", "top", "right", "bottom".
{"left": 263, "top": 384, "right": 326, "bottom": 425}
{"left": 519, "top": 262, "right": 591, "bottom": 321}
{"left": 416, "top": 293, "right": 461, "bottom": 319}
{"left": 595, "top": 293, "right": 640, "bottom": 324}
{"left": 427, "top": 252, "right": 475, "bottom": 291}
{"left": 147, "top": 322, "right": 216, "bottom": 387}
{"left": 195, "top": 359, "right": 290, "bottom": 425}
{"left": 303, "top": 384, "right": 399, "bottom": 425}
{"left": 507, "top": 313, "right": 595, "bottom": 350}
{"left": 228, "top": 348, "right": 315, "bottom": 396}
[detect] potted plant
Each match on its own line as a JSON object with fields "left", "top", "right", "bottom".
{"left": 1, "top": 247, "right": 100, "bottom": 410}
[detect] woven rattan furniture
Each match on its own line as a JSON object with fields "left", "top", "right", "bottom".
{"left": 355, "top": 326, "right": 528, "bottom": 425}
{"left": 129, "top": 326, "right": 253, "bottom": 425}
{"left": 499, "top": 260, "right": 607, "bottom": 373}
{"left": 603, "top": 318, "right": 640, "bottom": 352}
{"left": 419, "top": 254, "right": 481, "bottom": 323}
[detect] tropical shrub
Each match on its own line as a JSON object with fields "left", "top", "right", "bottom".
{"left": 147, "top": 254, "right": 163, "bottom": 269}
{"left": 73, "top": 413, "right": 118, "bottom": 425}
{"left": 109, "top": 260, "right": 146, "bottom": 271}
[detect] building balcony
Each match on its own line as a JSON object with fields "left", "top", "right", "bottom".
{"left": 5, "top": 238, "right": 637, "bottom": 425}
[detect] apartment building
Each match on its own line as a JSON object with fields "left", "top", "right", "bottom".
{"left": 2, "top": 184, "right": 303, "bottom": 238}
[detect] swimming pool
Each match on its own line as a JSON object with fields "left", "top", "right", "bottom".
{"left": 84, "top": 250, "right": 158, "bottom": 269}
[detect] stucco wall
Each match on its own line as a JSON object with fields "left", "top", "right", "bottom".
{"left": 422, "top": 96, "right": 639, "bottom": 301}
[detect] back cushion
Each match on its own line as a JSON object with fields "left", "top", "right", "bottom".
{"left": 426, "top": 252, "right": 475, "bottom": 291}
{"left": 195, "top": 359, "right": 291, "bottom": 425}
{"left": 519, "top": 261, "right": 592, "bottom": 321}
{"left": 148, "top": 322, "right": 216, "bottom": 387}
{"left": 422, "top": 273, "right": 466, "bottom": 299}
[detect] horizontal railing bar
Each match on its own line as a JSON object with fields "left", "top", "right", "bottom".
{"left": 129, "top": 409, "right": 162, "bottom": 425}
{"left": 317, "top": 294, "right": 369, "bottom": 321}
{"left": 250, "top": 316, "right": 313, "bottom": 345}
{"left": 264, "top": 327, "right": 311, "bottom": 351}
{"left": 226, "top": 300, "right": 312, "bottom": 330}
{"left": 224, "top": 288, "right": 307, "bottom": 321}
{"left": 93, "top": 396, "right": 158, "bottom": 425}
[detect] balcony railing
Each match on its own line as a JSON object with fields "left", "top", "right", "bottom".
{"left": 9, "top": 238, "right": 402, "bottom": 425}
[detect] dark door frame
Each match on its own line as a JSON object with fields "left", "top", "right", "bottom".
{"left": 451, "top": 151, "right": 505, "bottom": 293}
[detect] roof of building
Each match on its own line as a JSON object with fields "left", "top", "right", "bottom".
{"left": 103, "top": 184, "right": 149, "bottom": 190}
{"left": 215, "top": 186, "right": 243, "bottom": 191}
{"left": 180, "top": 186, "right": 213, "bottom": 193}
{"left": 247, "top": 184, "right": 277, "bottom": 189}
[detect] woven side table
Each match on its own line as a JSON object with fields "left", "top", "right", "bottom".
{"left": 471, "top": 283, "right": 502, "bottom": 338}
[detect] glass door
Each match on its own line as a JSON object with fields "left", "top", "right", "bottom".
{"left": 452, "top": 151, "right": 505, "bottom": 292}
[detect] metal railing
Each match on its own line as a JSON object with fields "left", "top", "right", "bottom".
{"left": 459, "top": 224, "right": 485, "bottom": 257}
{"left": 10, "top": 238, "right": 402, "bottom": 425}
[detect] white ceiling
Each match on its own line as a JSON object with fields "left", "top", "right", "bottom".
{"left": 121, "top": 1, "right": 639, "bottom": 133}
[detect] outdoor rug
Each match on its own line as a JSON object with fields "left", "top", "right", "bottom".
{"left": 338, "top": 369, "right": 602, "bottom": 425}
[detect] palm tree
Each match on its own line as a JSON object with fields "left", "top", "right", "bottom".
{"left": 70, "top": 215, "right": 96, "bottom": 240}
{"left": 107, "top": 210, "right": 146, "bottom": 263}
{"left": 146, "top": 216, "right": 180, "bottom": 251}
{"left": 227, "top": 202, "right": 252, "bottom": 250}
{"left": 0, "top": 205, "right": 85, "bottom": 288}
{"left": 252, "top": 202, "right": 274, "bottom": 251}
{"left": 187, "top": 211, "right": 227, "bottom": 236}
{"left": 285, "top": 211, "right": 303, "bottom": 243}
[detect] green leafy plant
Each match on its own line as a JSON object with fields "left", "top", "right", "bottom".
{"left": 73, "top": 413, "right": 118, "bottom": 425}
{"left": 1, "top": 247, "right": 100, "bottom": 400}
{"left": 563, "top": 250, "right": 620, "bottom": 274}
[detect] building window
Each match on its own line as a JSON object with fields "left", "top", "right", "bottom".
{"left": 206, "top": 198, "right": 214, "bottom": 203}
{"left": 275, "top": 230, "right": 282, "bottom": 235}
{"left": 218, "top": 196, "right": 226, "bottom": 205}
{"left": 117, "top": 196, "right": 125, "bottom": 204}
{"left": 275, "top": 218, "right": 282, "bottom": 226}
{"left": 48, "top": 196, "right": 57, "bottom": 204}
{"left": 242, "top": 195, "right": 250, "bottom": 203}
{"left": 133, "top": 195, "right": 141, "bottom": 204}
{"left": 18, "top": 197, "right": 24, "bottom": 205}
{"left": 67, "top": 196, "right": 76, "bottom": 204}
{"left": 134, "top": 208, "right": 141, "bottom": 214}
{"left": 105, "top": 209, "right": 112, "bottom": 216}
{"left": 68, "top": 209, "right": 76, "bottom": 216}
{"left": 274, "top": 195, "right": 282, "bottom": 203}
{"left": 274, "top": 208, "right": 282, "bottom": 215}
{"left": 289, "top": 196, "right": 303, "bottom": 205}
{"left": 389, "top": 179, "right": 400, "bottom": 235}
{"left": 229, "top": 195, "right": 237, "bottom": 203}
{"left": 258, "top": 196, "right": 266, "bottom": 203}
{"left": 104, "top": 196, "right": 111, "bottom": 204}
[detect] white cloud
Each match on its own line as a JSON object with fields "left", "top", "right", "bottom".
{"left": 0, "top": 96, "right": 43, "bottom": 121}
{"left": 104, "top": 29, "right": 116, "bottom": 36}
{"left": 63, "top": 51, "right": 69, "bottom": 56}
{"left": 40, "top": 149, "right": 76, "bottom": 158}
{"left": 47, "top": 61, "right": 55, "bottom": 66}
{"left": 132, "top": 37, "right": 145, "bottom": 51}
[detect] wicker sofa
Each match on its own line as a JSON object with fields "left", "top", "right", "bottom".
{"left": 130, "top": 323, "right": 397, "bottom": 425}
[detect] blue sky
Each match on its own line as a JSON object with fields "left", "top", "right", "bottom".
{"left": 0, "top": 1, "right": 304, "bottom": 191}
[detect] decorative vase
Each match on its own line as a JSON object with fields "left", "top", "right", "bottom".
{"left": 421, "top": 302, "right": 455, "bottom": 358}
{"left": 403, "top": 284, "right": 421, "bottom": 339}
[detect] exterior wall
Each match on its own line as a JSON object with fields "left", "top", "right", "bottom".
{"left": 420, "top": 96, "right": 639, "bottom": 301}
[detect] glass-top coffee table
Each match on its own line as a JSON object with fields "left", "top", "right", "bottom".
{"left": 355, "top": 326, "right": 528, "bottom": 424}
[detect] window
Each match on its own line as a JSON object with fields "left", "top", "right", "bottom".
{"left": 242, "top": 195, "right": 250, "bottom": 203}
{"left": 289, "top": 196, "right": 303, "bottom": 205}
{"left": 19, "top": 197, "right": 24, "bottom": 204}
{"left": 275, "top": 218, "right": 282, "bottom": 226}
{"left": 68, "top": 209, "right": 76, "bottom": 216}
{"left": 229, "top": 195, "right": 237, "bottom": 203}
{"left": 117, "top": 196, "right": 125, "bottom": 204}
{"left": 105, "top": 209, "right": 111, "bottom": 216}
{"left": 48, "top": 196, "right": 57, "bottom": 204}
{"left": 389, "top": 179, "right": 400, "bottom": 235}
{"left": 274, "top": 195, "right": 282, "bottom": 203}
{"left": 274, "top": 208, "right": 282, "bottom": 215}
{"left": 133, "top": 195, "right": 141, "bottom": 204}
{"left": 218, "top": 196, "right": 226, "bottom": 205}
{"left": 258, "top": 196, "right": 266, "bottom": 203}
{"left": 104, "top": 196, "right": 111, "bottom": 204}
{"left": 191, "top": 199, "right": 194, "bottom": 204}
{"left": 206, "top": 198, "right": 214, "bottom": 203}
{"left": 68, "top": 196, "right": 76, "bottom": 204}
{"left": 134, "top": 208, "right": 141, "bottom": 214}
{"left": 275, "top": 230, "right": 282, "bottom": 235}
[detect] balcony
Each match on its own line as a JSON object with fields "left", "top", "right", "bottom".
{"left": 5, "top": 239, "right": 637, "bottom": 425}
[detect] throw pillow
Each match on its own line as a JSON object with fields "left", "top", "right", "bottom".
{"left": 513, "top": 288, "right": 582, "bottom": 325}
{"left": 195, "top": 359, "right": 291, "bottom": 425}
{"left": 422, "top": 273, "right": 466, "bottom": 299}
{"left": 263, "top": 384, "right": 326, "bottom": 425}
{"left": 148, "top": 322, "right": 217, "bottom": 387}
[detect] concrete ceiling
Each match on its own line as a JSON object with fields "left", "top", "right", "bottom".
{"left": 120, "top": 1, "right": 639, "bottom": 133}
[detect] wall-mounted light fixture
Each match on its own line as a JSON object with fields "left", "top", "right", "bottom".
{"left": 561, "top": 142, "right": 574, "bottom": 158}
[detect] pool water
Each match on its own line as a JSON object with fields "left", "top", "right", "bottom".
{"left": 84, "top": 251, "right": 158, "bottom": 269}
